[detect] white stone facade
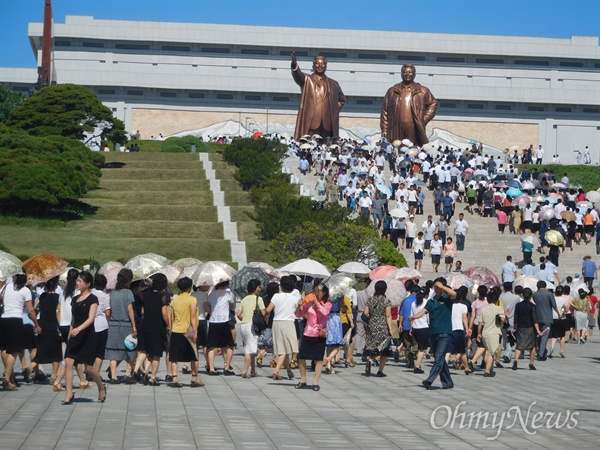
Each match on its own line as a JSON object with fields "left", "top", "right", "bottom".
{"left": 1, "top": 15, "right": 599, "bottom": 163}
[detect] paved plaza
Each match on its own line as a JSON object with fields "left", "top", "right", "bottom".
{"left": 1, "top": 337, "right": 599, "bottom": 449}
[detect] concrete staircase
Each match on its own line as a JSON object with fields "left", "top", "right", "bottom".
{"left": 285, "top": 154, "right": 595, "bottom": 281}
{"left": 199, "top": 153, "right": 247, "bottom": 267}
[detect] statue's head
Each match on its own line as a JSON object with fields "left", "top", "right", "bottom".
{"left": 313, "top": 56, "right": 327, "bottom": 75}
{"left": 401, "top": 64, "right": 416, "bottom": 83}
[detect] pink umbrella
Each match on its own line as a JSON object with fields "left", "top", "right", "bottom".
{"left": 104, "top": 266, "right": 122, "bottom": 290}
{"left": 443, "top": 272, "right": 474, "bottom": 290}
{"left": 461, "top": 168, "right": 474, "bottom": 180}
{"left": 548, "top": 192, "right": 563, "bottom": 201}
{"left": 463, "top": 266, "right": 500, "bottom": 288}
{"left": 369, "top": 265, "right": 398, "bottom": 280}
{"left": 512, "top": 195, "right": 530, "bottom": 209}
{"left": 521, "top": 181, "right": 536, "bottom": 191}
{"left": 366, "top": 277, "right": 407, "bottom": 307}
{"left": 393, "top": 267, "right": 424, "bottom": 282}
{"left": 493, "top": 182, "right": 508, "bottom": 188}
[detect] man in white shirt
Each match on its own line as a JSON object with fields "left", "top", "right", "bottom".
{"left": 395, "top": 184, "right": 409, "bottom": 204}
{"left": 453, "top": 213, "right": 469, "bottom": 251}
{"left": 421, "top": 159, "right": 431, "bottom": 183}
{"left": 501, "top": 256, "right": 517, "bottom": 283}
{"left": 536, "top": 145, "right": 544, "bottom": 164}
{"left": 429, "top": 233, "right": 443, "bottom": 272}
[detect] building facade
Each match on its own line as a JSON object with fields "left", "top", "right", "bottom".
{"left": 2, "top": 15, "right": 599, "bottom": 162}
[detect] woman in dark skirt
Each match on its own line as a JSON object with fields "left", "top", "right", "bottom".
{"left": 168, "top": 277, "right": 203, "bottom": 387}
{"left": 32, "top": 276, "right": 63, "bottom": 383}
{"left": 363, "top": 281, "right": 394, "bottom": 377}
{"left": 294, "top": 285, "right": 332, "bottom": 391}
{"left": 91, "top": 274, "right": 111, "bottom": 377}
{"left": 133, "top": 273, "right": 170, "bottom": 386}
{"left": 513, "top": 288, "right": 542, "bottom": 371}
{"left": 62, "top": 271, "right": 106, "bottom": 405}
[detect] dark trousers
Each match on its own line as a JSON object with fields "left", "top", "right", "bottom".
{"left": 438, "top": 231, "right": 446, "bottom": 246}
{"left": 425, "top": 333, "right": 454, "bottom": 388}
{"left": 401, "top": 330, "right": 418, "bottom": 366}
{"left": 456, "top": 234, "right": 466, "bottom": 251}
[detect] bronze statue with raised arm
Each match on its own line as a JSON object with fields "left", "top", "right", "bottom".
{"left": 291, "top": 52, "right": 346, "bottom": 140}
{"left": 380, "top": 64, "right": 438, "bottom": 147}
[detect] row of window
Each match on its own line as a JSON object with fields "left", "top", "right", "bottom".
{"left": 93, "top": 88, "right": 599, "bottom": 113}
{"left": 52, "top": 40, "right": 599, "bottom": 69}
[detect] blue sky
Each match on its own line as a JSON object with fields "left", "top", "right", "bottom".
{"left": 1, "top": 0, "right": 599, "bottom": 68}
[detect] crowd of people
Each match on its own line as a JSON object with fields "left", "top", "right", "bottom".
{"left": 1, "top": 258, "right": 598, "bottom": 399}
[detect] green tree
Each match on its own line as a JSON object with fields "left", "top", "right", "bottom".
{"left": 8, "top": 84, "right": 127, "bottom": 143}
{"left": 0, "top": 85, "right": 25, "bottom": 124}
{"left": 0, "top": 125, "right": 103, "bottom": 217}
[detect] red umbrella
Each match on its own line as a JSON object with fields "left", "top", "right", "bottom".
{"left": 463, "top": 266, "right": 500, "bottom": 288}
{"left": 252, "top": 131, "right": 264, "bottom": 139}
{"left": 369, "top": 265, "right": 398, "bottom": 281}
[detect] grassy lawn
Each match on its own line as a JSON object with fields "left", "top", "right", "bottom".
{"left": 516, "top": 164, "right": 600, "bottom": 191}
{"left": 0, "top": 147, "right": 272, "bottom": 267}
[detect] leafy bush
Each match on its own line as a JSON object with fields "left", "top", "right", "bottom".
{"left": 161, "top": 144, "right": 187, "bottom": 153}
{"left": 516, "top": 164, "right": 600, "bottom": 192}
{"left": 161, "top": 135, "right": 209, "bottom": 153}
{"left": 0, "top": 125, "right": 103, "bottom": 217}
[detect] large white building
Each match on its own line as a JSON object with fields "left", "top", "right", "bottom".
{"left": 2, "top": 15, "right": 599, "bottom": 162}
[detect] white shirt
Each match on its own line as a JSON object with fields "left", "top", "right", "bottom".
{"left": 271, "top": 292, "right": 298, "bottom": 321}
{"left": 430, "top": 239, "right": 443, "bottom": 255}
{"left": 59, "top": 289, "right": 80, "bottom": 326}
{"left": 1, "top": 283, "right": 32, "bottom": 319}
{"left": 501, "top": 262, "right": 517, "bottom": 282}
{"left": 406, "top": 221, "right": 418, "bottom": 237}
{"left": 92, "top": 288, "right": 111, "bottom": 332}
{"left": 208, "top": 289, "right": 234, "bottom": 323}
{"left": 411, "top": 300, "right": 429, "bottom": 329}
{"left": 358, "top": 196, "right": 372, "bottom": 208}
{"left": 192, "top": 290, "right": 209, "bottom": 320}
{"left": 451, "top": 302, "right": 468, "bottom": 331}
{"left": 454, "top": 219, "right": 469, "bottom": 235}
{"left": 413, "top": 238, "right": 425, "bottom": 253}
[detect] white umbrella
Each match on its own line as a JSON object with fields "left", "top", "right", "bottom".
{"left": 124, "top": 253, "right": 169, "bottom": 280}
{"left": 514, "top": 275, "right": 540, "bottom": 292}
{"left": 0, "top": 250, "right": 23, "bottom": 280}
{"left": 401, "top": 139, "right": 413, "bottom": 147}
{"left": 300, "top": 143, "right": 312, "bottom": 150}
{"left": 180, "top": 264, "right": 203, "bottom": 281}
{"left": 153, "top": 265, "right": 182, "bottom": 284}
{"left": 586, "top": 191, "right": 600, "bottom": 203}
{"left": 191, "top": 261, "right": 237, "bottom": 287}
{"left": 312, "top": 134, "right": 323, "bottom": 140}
{"left": 394, "top": 267, "right": 423, "bottom": 282}
{"left": 336, "top": 262, "right": 371, "bottom": 274}
{"left": 278, "top": 258, "right": 330, "bottom": 278}
{"left": 574, "top": 284, "right": 590, "bottom": 294}
{"left": 520, "top": 233, "right": 540, "bottom": 246}
{"left": 172, "top": 257, "right": 203, "bottom": 268}
{"left": 247, "top": 262, "right": 279, "bottom": 278}
{"left": 366, "top": 277, "right": 407, "bottom": 307}
{"left": 98, "top": 261, "right": 123, "bottom": 275}
{"left": 389, "top": 208, "right": 408, "bottom": 219}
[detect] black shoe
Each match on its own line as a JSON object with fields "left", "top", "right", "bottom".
{"left": 441, "top": 384, "right": 454, "bottom": 389}
{"left": 223, "top": 370, "right": 235, "bottom": 376}
{"left": 108, "top": 378, "right": 120, "bottom": 385}
{"left": 512, "top": 361, "right": 517, "bottom": 371}
{"left": 365, "top": 360, "right": 371, "bottom": 375}
{"left": 529, "top": 364, "right": 537, "bottom": 370}
{"left": 376, "top": 371, "right": 387, "bottom": 377}
{"left": 479, "top": 361, "right": 486, "bottom": 369}
{"left": 413, "top": 367, "right": 424, "bottom": 374}
{"left": 422, "top": 380, "right": 432, "bottom": 390}
{"left": 502, "top": 356, "right": 510, "bottom": 364}
{"left": 22, "top": 368, "right": 31, "bottom": 384}
{"left": 124, "top": 376, "right": 136, "bottom": 385}
{"left": 468, "top": 361, "right": 474, "bottom": 371}
{"left": 132, "top": 371, "right": 141, "bottom": 383}
{"left": 208, "top": 371, "right": 219, "bottom": 376}
{"left": 495, "top": 362, "right": 504, "bottom": 369}
{"left": 483, "top": 371, "right": 496, "bottom": 377}
{"left": 164, "top": 375, "right": 173, "bottom": 382}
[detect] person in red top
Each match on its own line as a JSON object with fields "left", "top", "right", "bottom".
{"left": 587, "top": 289, "right": 598, "bottom": 342}
{"left": 294, "top": 285, "right": 332, "bottom": 391}
{"left": 496, "top": 208, "right": 508, "bottom": 234}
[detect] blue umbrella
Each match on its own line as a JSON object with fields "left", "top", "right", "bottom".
{"left": 507, "top": 179, "right": 521, "bottom": 188}
{"left": 506, "top": 187, "right": 523, "bottom": 197}
{"left": 469, "top": 140, "right": 477, "bottom": 144}
{"left": 545, "top": 196, "right": 558, "bottom": 204}
{"left": 376, "top": 184, "right": 392, "bottom": 197}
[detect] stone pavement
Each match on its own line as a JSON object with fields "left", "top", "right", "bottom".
{"left": 1, "top": 337, "right": 599, "bottom": 449}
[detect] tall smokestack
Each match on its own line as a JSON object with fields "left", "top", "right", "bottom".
{"left": 38, "top": 0, "right": 53, "bottom": 87}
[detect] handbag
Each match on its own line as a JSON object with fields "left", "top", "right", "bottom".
{"left": 360, "top": 312, "right": 370, "bottom": 324}
{"left": 252, "top": 296, "right": 267, "bottom": 335}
